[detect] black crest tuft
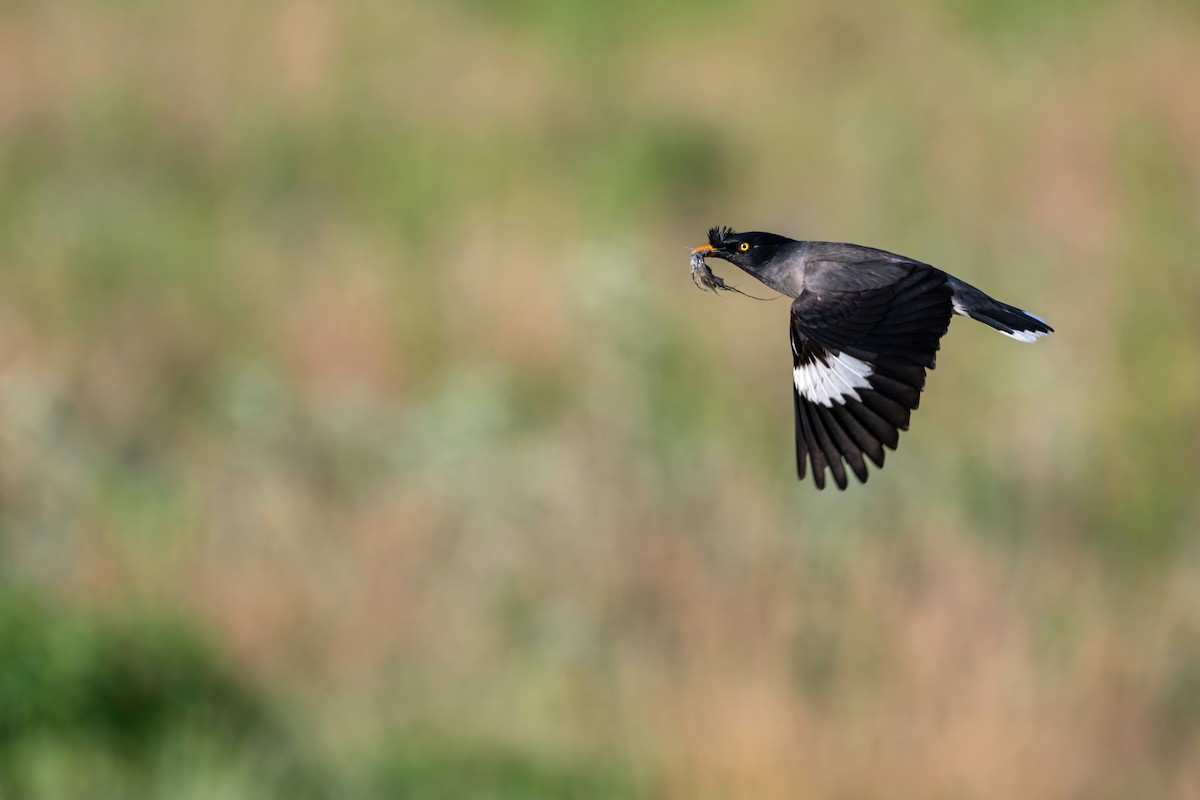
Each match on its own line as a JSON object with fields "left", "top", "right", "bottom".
{"left": 708, "top": 226, "right": 735, "bottom": 248}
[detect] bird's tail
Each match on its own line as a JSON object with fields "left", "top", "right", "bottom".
{"left": 948, "top": 278, "right": 1053, "bottom": 343}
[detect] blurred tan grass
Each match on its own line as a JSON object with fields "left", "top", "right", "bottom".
{"left": 1, "top": 0, "right": 1200, "bottom": 796}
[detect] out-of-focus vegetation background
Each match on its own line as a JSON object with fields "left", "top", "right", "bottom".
{"left": 1, "top": 0, "right": 1199, "bottom": 797}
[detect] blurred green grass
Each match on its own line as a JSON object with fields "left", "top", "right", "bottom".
{"left": 1, "top": 0, "right": 1199, "bottom": 796}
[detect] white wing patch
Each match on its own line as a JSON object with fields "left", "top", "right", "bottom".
{"left": 794, "top": 351, "right": 874, "bottom": 407}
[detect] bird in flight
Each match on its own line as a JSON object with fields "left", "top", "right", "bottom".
{"left": 691, "top": 227, "right": 1053, "bottom": 490}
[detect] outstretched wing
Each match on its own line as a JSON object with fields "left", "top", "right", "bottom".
{"left": 790, "top": 264, "right": 953, "bottom": 489}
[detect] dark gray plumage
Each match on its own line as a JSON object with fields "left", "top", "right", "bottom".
{"left": 692, "top": 227, "right": 1053, "bottom": 490}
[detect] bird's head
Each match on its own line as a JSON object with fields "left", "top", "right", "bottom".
{"left": 692, "top": 226, "right": 790, "bottom": 271}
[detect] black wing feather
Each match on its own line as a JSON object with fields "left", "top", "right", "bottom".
{"left": 817, "top": 405, "right": 868, "bottom": 484}
{"left": 796, "top": 395, "right": 827, "bottom": 489}
{"left": 830, "top": 403, "right": 885, "bottom": 468}
{"left": 793, "top": 389, "right": 808, "bottom": 481}
{"left": 800, "top": 397, "right": 845, "bottom": 490}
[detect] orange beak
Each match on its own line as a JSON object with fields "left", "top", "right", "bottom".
{"left": 691, "top": 243, "right": 714, "bottom": 256}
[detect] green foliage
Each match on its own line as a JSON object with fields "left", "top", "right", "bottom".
{"left": 0, "top": 594, "right": 322, "bottom": 799}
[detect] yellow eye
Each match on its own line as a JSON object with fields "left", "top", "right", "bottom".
{"left": 738, "top": 242, "right": 750, "bottom": 252}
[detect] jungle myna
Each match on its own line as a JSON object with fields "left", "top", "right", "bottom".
{"left": 691, "top": 227, "right": 1053, "bottom": 490}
